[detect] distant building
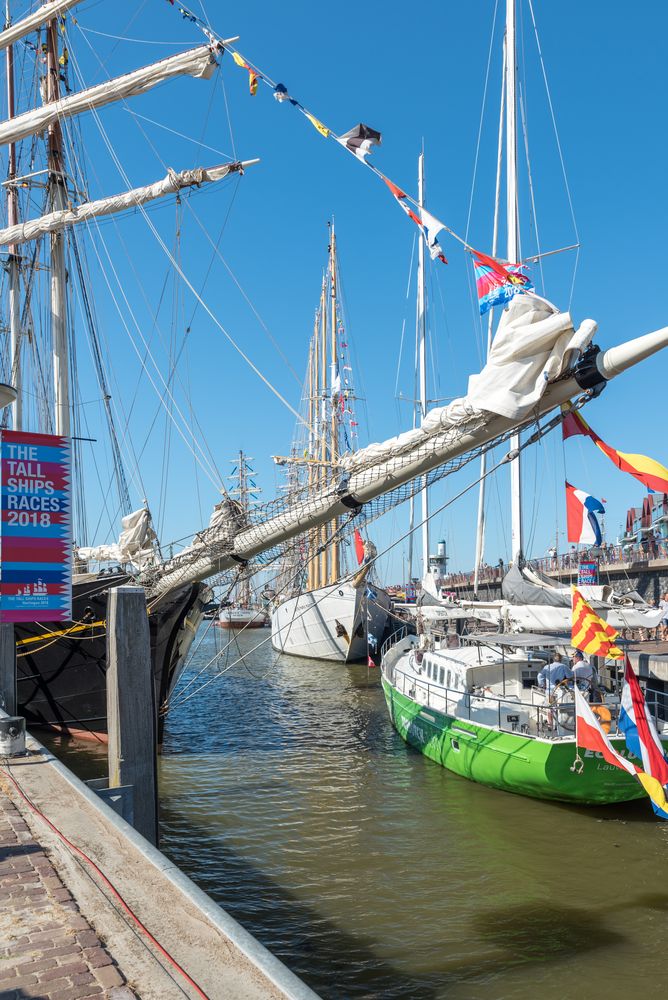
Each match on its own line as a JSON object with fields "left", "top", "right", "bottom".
{"left": 620, "top": 493, "right": 668, "bottom": 550}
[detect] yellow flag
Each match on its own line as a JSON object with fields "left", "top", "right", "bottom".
{"left": 304, "top": 112, "right": 330, "bottom": 138}
{"left": 232, "top": 51, "right": 248, "bottom": 69}
{"left": 571, "top": 586, "right": 624, "bottom": 659}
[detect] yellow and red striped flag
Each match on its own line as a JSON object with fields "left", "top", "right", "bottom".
{"left": 571, "top": 586, "right": 624, "bottom": 659}
{"left": 231, "top": 51, "right": 260, "bottom": 95}
{"left": 562, "top": 410, "right": 668, "bottom": 493}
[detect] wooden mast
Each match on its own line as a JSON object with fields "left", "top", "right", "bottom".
{"left": 328, "top": 222, "right": 340, "bottom": 584}
{"left": 5, "top": 0, "right": 21, "bottom": 429}
{"left": 45, "top": 16, "right": 70, "bottom": 438}
{"left": 307, "top": 334, "right": 317, "bottom": 592}
{"left": 318, "top": 272, "right": 328, "bottom": 588}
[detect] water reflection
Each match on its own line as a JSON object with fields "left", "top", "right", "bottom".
{"left": 46, "top": 625, "right": 668, "bottom": 999}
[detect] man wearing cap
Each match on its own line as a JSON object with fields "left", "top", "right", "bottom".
{"left": 571, "top": 650, "right": 595, "bottom": 691}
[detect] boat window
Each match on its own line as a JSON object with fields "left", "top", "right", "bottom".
{"left": 439, "top": 667, "right": 445, "bottom": 685}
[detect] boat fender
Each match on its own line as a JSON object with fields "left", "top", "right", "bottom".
{"left": 592, "top": 704, "right": 612, "bottom": 734}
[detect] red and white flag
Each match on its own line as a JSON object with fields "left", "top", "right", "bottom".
{"left": 573, "top": 685, "right": 635, "bottom": 776}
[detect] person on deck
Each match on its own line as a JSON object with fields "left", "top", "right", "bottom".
{"left": 536, "top": 653, "right": 571, "bottom": 692}
{"left": 571, "top": 650, "right": 594, "bottom": 685}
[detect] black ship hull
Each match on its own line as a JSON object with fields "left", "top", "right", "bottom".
{"left": 16, "top": 572, "right": 207, "bottom": 742}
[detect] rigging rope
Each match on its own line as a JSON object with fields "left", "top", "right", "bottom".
{"left": 165, "top": 407, "right": 567, "bottom": 710}
{"left": 69, "top": 29, "right": 308, "bottom": 431}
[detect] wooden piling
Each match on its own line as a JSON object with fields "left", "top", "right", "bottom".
{"left": 106, "top": 584, "right": 158, "bottom": 845}
{"left": 0, "top": 623, "right": 16, "bottom": 716}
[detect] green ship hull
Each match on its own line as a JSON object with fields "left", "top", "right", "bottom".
{"left": 382, "top": 676, "right": 647, "bottom": 805}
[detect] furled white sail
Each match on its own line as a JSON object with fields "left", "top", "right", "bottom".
{"left": 78, "top": 508, "right": 157, "bottom": 570}
{"left": 0, "top": 46, "right": 217, "bottom": 148}
{"left": 342, "top": 294, "right": 595, "bottom": 474}
{"left": 0, "top": 0, "right": 81, "bottom": 53}
{"left": 148, "top": 301, "right": 668, "bottom": 597}
{"left": 0, "top": 162, "right": 255, "bottom": 246}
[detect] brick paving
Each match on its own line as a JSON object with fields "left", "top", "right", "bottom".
{"left": 0, "top": 789, "right": 135, "bottom": 999}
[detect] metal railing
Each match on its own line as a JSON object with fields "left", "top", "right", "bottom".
{"left": 389, "top": 658, "right": 667, "bottom": 740}
{"left": 380, "top": 625, "right": 411, "bottom": 659}
{"left": 444, "top": 539, "right": 668, "bottom": 589}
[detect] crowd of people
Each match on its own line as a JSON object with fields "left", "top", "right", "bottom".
{"left": 444, "top": 540, "right": 668, "bottom": 590}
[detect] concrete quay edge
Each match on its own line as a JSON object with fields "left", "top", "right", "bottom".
{"left": 0, "top": 710, "right": 321, "bottom": 1000}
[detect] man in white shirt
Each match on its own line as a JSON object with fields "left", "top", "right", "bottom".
{"left": 571, "top": 650, "right": 595, "bottom": 689}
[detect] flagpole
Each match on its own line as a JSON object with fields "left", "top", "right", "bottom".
{"left": 474, "top": 43, "right": 505, "bottom": 596}
{"left": 417, "top": 150, "right": 429, "bottom": 581}
{"left": 506, "top": 0, "right": 523, "bottom": 566}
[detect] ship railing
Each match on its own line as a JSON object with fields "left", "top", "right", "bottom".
{"left": 380, "top": 625, "right": 410, "bottom": 660}
{"left": 393, "top": 663, "right": 667, "bottom": 740}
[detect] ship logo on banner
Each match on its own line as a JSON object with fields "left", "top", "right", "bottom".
{"left": 0, "top": 430, "right": 72, "bottom": 623}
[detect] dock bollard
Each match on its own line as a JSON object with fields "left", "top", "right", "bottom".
{"left": 0, "top": 716, "right": 26, "bottom": 756}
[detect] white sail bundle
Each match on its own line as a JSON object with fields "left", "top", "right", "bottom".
{"left": 0, "top": 45, "right": 217, "bottom": 148}
{"left": 77, "top": 508, "right": 157, "bottom": 570}
{"left": 0, "top": 0, "right": 80, "bottom": 53}
{"left": 342, "top": 294, "right": 595, "bottom": 474}
{"left": 0, "top": 163, "right": 252, "bottom": 246}
{"left": 147, "top": 299, "right": 668, "bottom": 597}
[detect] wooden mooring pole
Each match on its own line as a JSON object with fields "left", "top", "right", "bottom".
{"left": 106, "top": 585, "right": 158, "bottom": 845}
{"left": 0, "top": 623, "right": 16, "bottom": 715}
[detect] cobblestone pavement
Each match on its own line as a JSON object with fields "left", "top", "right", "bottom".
{"left": 0, "top": 789, "right": 135, "bottom": 1000}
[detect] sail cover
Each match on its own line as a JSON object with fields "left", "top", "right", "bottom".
{"left": 0, "top": 163, "right": 245, "bottom": 246}
{"left": 342, "top": 293, "right": 596, "bottom": 474}
{"left": 0, "top": 0, "right": 81, "bottom": 53}
{"left": 0, "top": 46, "right": 217, "bottom": 148}
{"left": 77, "top": 508, "right": 157, "bottom": 569}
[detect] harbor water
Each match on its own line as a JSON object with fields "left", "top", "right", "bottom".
{"left": 50, "top": 625, "right": 668, "bottom": 999}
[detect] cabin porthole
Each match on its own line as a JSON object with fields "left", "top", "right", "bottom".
{"left": 338, "top": 589, "right": 344, "bottom": 596}
{"left": 451, "top": 738, "right": 460, "bottom": 752}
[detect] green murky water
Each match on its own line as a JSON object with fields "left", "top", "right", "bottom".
{"left": 47, "top": 625, "right": 668, "bottom": 999}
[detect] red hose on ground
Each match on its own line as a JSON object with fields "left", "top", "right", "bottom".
{"left": 1, "top": 765, "right": 210, "bottom": 1000}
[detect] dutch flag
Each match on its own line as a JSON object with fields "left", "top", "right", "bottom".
{"left": 565, "top": 481, "right": 605, "bottom": 546}
{"left": 619, "top": 658, "right": 668, "bottom": 819}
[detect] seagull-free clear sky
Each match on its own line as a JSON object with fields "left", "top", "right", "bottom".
{"left": 9, "top": 0, "right": 668, "bottom": 583}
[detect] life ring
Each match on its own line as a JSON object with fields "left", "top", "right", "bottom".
{"left": 592, "top": 705, "right": 612, "bottom": 734}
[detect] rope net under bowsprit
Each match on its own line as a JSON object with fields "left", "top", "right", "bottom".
{"left": 142, "top": 406, "right": 550, "bottom": 598}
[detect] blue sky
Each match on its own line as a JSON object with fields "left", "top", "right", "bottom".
{"left": 6, "top": 0, "right": 668, "bottom": 583}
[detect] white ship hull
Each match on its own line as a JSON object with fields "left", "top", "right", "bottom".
{"left": 217, "top": 607, "right": 267, "bottom": 629}
{"left": 271, "top": 580, "right": 390, "bottom": 662}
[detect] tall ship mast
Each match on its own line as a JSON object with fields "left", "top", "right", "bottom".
{"left": 8, "top": 2, "right": 257, "bottom": 740}
{"left": 4, "top": 2, "right": 665, "bottom": 739}
{"left": 217, "top": 452, "right": 267, "bottom": 629}
{"left": 271, "top": 224, "right": 391, "bottom": 663}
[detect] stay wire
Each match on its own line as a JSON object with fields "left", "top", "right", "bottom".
{"left": 56, "top": 46, "right": 228, "bottom": 493}
{"left": 167, "top": 410, "right": 566, "bottom": 710}
{"left": 70, "top": 28, "right": 308, "bottom": 430}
